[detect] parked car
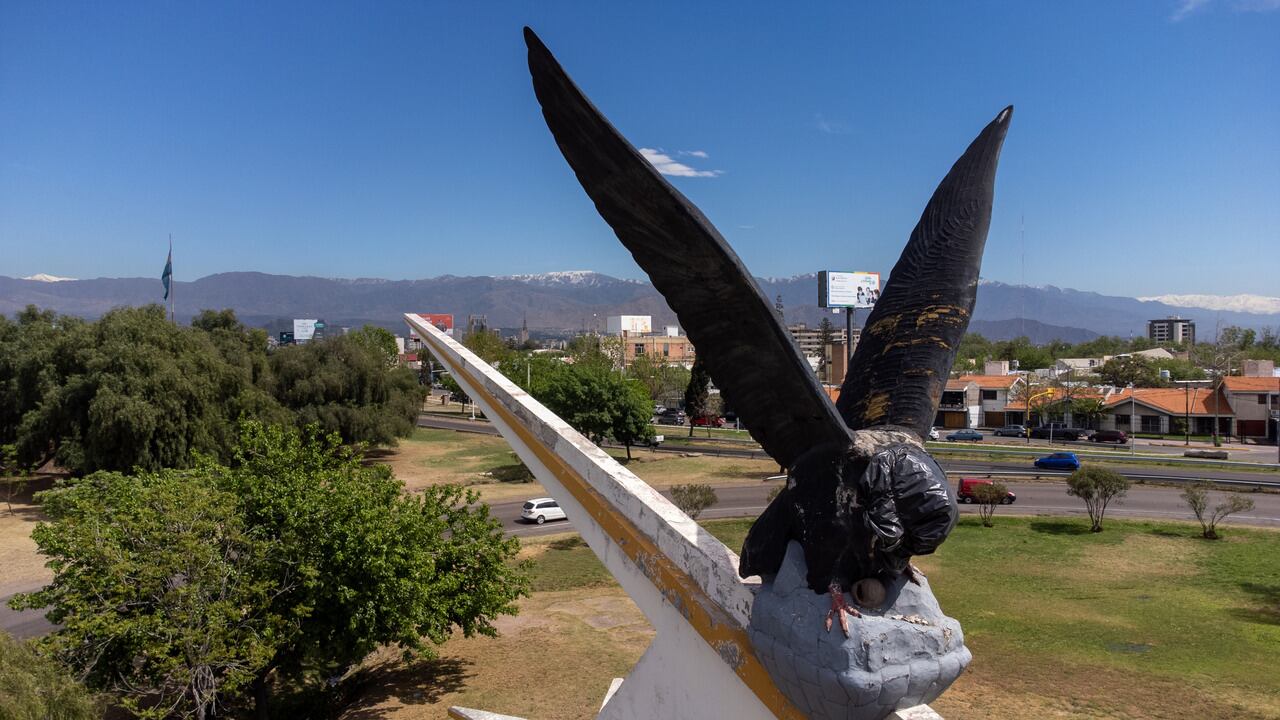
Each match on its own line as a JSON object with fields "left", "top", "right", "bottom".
{"left": 1029, "top": 424, "right": 1086, "bottom": 441}
{"left": 945, "top": 429, "right": 983, "bottom": 442}
{"left": 957, "top": 478, "right": 1017, "bottom": 505}
{"left": 993, "top": 425, "right": 1028, "bottom": 438}
{"left": 928, "top": 427, "right": 941, "bottom": 441}
{"left": 655, "top": 408, "right": 687, "bottom": 426}
{"left": 691, "top": 415, "right": 726, "bottom": 428}
{"left": 520, "top": 497, "right": 568, "bottom": 525}
{"left": 1090, "top": 429, "right": 1128, "bottom": 444}
{"left": 1034, "top": 452, "right": 1081, "bottom": 471}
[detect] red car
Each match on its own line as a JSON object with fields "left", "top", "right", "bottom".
{"left": 691, "top": 415, "right": 725, "bottom": 428}
{"left": 957, "top": 478, "right": 1017, "bottom": 504}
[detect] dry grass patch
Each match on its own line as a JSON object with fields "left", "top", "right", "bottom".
{"left": 0, "top": 477, "right": 55, "bottom": 595}
{"left": 379, "top": 429, "right": 548, "bottom": 503}
{"left": 1067, "top": 532, "right": 1208, "bottom": 583}
{"left": 338, "top": 588, "right": 652, "bottom": 720}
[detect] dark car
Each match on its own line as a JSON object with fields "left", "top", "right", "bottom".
{"left": 945, "top": 429, "right": 983, "bottom": 442}
{"left": 993, "top": 425, "right": 1028, "bottom": 437}
{"left": 1034, "top": 452, "right": 1081, "bottom": 471}
{"left": 691, "top": 415, "right": 725, "bottom": 428}
{"left": 957, "top": 478, "right": 1017, "bottom": 504}
{"left": 655, "top": 408, "right": 686, "bottom": 426}
{"left": 1090, "top": 429, "right": 1128, "bottom": 444}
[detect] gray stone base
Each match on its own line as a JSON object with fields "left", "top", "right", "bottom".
{"left": 748, "top": 542, "right": 971, "bottom": 720}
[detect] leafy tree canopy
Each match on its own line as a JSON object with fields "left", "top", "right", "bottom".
{"left": 13, "top": 422, "right": 526, "bottom": 718}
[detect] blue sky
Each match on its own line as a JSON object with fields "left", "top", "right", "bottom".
{"left": 2, "top": 1, "right": 1277, "bottom": 297}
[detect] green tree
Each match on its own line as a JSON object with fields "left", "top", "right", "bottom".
{"left": 1070, "top": 397, "right": 1108, "bottom": 430}
{"left": 954, "top": 333, "right": 993, "bottom": 373}
{"left": 684, "top": 357, "right": 711, "bottom": 438}
{"left": 349, "top": 325, "right": 400, "bottom": 368}
{"left": 993, "top": 337, "right": 1054, "bottom": 372}
{"left": 463, "top": 329, "right": 512, "bottom": 366}
{"left": 609, "top": 378, "right": 656, "bottom": 460}
{"left": 1066, "top": 467, "right": 1130, "bottom": 532}
{"left": 14, "top": 422, "right": 527, "bottom": 718}
{"left": 12, "top": 468, "right": 279, "bottom": 719}
{"left": 670, "top": 483, "right": 718, "bottom": 520}
{"left": 625, "top": 352, "right": 691, "bottom": 409}
{"left": 1181, "top": 482, "right": 1255, "bottom": 540}
{"left": 1098, "top": 356, "right": 1163, "bottom": 388}
{"left": 270, "top": 335, "right": 424, "bottom": 446}
{"left": 9, "top": 305, "right": 286, "bottom": 475}
{"left": 0, "top": 631, "right": 100, "bottom": 720}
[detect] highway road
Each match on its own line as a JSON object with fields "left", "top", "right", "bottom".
{"left": 496, "top": 479, "right": 1280, "bottom": 539}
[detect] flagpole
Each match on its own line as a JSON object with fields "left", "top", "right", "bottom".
{"left": 169, "top": 234, "right": 174, "bottom": 324}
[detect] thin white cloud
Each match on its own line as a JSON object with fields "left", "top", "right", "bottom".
{"left": 1171, "top": 0, "right": 1280, "bottom": 20}
{"left": 638, "top": 148, "right": 722, "bottom": 177}
{"left": 1171, "top": 0, "right": 1211, "bottom": 20}
{"left": 679, "top": 149, "right": 710, "bottom": 159}
{"left": 814, "top": 113, "right": 851, "bottom": 135}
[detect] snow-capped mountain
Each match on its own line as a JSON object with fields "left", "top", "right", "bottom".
{"left": 1138, "top": 294, "right": 1280, "bottom": 315}
{"left": 21, "top": 273, "right": 76, "bottom": 282}
{"left": 498, "top": 270, "right": 642, "bottom": 287}
{"left": 3, "top": 272, "right": 1278, "bottom": 341}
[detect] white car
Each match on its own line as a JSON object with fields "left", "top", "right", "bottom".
{"left": 928, "top": 427, "right": 941, "bottom": 441}
{"left": 521, "top": 497, "right": 567, "bottom": 525}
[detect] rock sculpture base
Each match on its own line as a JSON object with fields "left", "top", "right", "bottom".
{"left": 748, "top": 542, "right": 971, "bottom": 719}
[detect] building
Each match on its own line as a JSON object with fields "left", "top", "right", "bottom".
{"left": 1148, "top": 316, "right": 1195, "bottom": 345}
{"left": 1222, "top": 376, "right": 1279, "bottom": 441}
{"left": 1052, "top": 357, "right": 1104, "bottom": 378}
{"left": 620, "top": 332, "right": 696, "bottom": 368}
{"left": 787, "top": 323, "right": 861, "bottom": 383}
{"left": 1102, "top": 386, "right": 1231, "bottom": 436}
{"left": 937, "top": 374, "right": 1026, "bottom": 429}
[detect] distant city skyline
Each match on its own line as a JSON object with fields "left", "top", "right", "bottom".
{"left": 2, "top": 2, "right": 1277, "bottom": 297}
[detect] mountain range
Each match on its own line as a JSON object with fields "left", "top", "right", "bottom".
{"left": 4, "top": 272, "right": 1278, "bottom": 343}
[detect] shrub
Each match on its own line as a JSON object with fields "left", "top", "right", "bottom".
{"left": 971, "top": 481, "right": 1010, "bottom": 527}
{"left": 1066, "top": 467, "right": 1130, "bottom": 532}
{"left": 670, "top": 483, "right": 718, "bottom": 520}
{"left": 1181, "top": 481, "right": 1255, "bottom": 539}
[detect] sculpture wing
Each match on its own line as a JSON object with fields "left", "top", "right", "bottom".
{"left": 836, "top": 107, "right": 1012, "bottom": 439}
{"left": 525, "top": 28, "right": 850, "bottom": 468}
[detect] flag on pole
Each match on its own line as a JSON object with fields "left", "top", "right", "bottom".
{"left": 161, "top": 242, "right": 173, "bottom": 300}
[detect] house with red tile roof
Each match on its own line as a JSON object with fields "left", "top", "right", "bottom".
{"left": 1102, "top": 386, "right": 1233, "bottom": 436}
{"left": 1222, "top": 376, "right": 1279, "bottom": 441}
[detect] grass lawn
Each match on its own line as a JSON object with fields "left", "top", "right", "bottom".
{"left": 380, "top": 427, "right": 780, "bottom": 503}
{"left": 349, "top": 516, "right": 1280, "bottom": 720}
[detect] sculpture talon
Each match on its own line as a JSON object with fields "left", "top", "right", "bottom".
{"left": 825, "top": 582, "right": 860, "bottom": 637}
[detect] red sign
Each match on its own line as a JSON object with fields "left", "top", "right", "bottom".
{"left": 412, "top": 313, "right": 454, "bottom": 338}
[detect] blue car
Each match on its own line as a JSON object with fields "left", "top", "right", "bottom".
{"left": 945, "top": 429, "right": 983, "bottom": 442}
{"left": 1034, "top": 452, "right": 1081, "bottom": 471}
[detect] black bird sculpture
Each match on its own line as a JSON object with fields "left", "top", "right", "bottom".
{"left": 524, "top": 28, "right": 1010, "bottom": 635}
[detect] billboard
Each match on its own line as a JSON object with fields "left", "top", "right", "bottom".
{"left": 409, "top": 314, "right": 454, "bottom": 339}
{"left": 607, "top": 315, "right": 652, "bottom": 336}
{"left": 293, "top": 319, "right": 318, "bottom": 342}
{"left": 818, "top": 271, "right": 881, "bottom": 309}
